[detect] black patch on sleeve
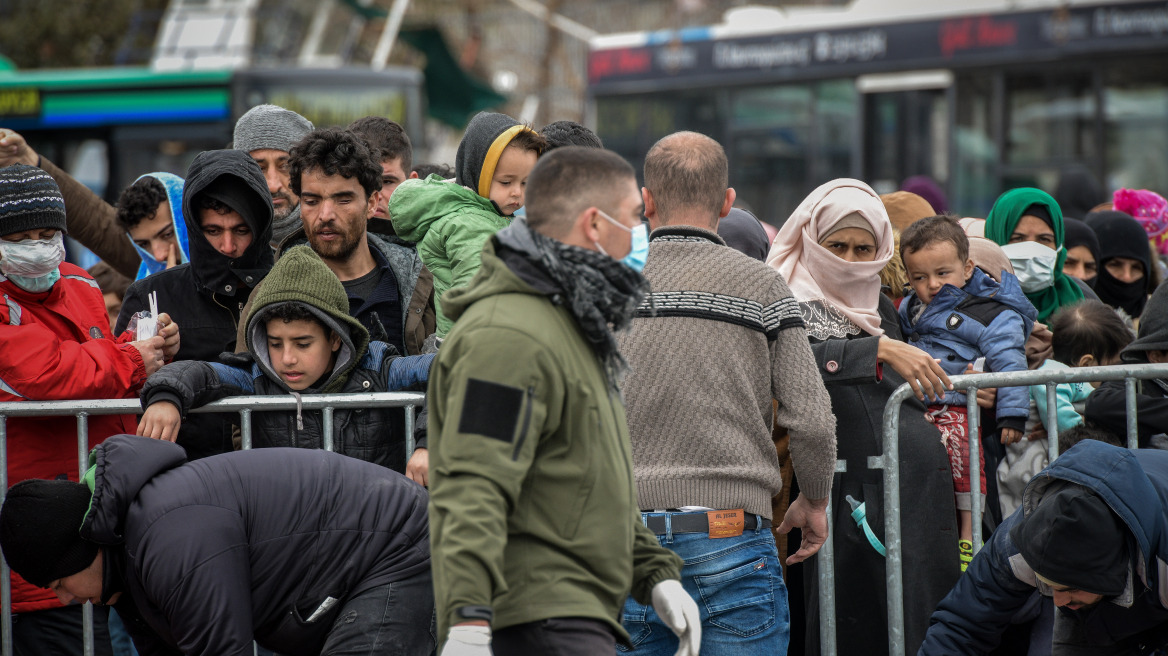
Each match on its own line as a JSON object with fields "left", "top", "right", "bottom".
{"left": 956, "top": 296, "right": 1011, "bottom": 327}
{"left": 458, "top": 378, "right": 523, "bottom": 443}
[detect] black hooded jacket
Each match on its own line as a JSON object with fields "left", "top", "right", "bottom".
{"left": 114, "top": 151, "right": 274, "bottom": 458}
{"left": 85, "top": 435, "right": 429, "bottom": 656}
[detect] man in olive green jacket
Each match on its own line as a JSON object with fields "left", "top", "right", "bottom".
{"left": 428, "top": 147, "right": 700, "bottom": 656}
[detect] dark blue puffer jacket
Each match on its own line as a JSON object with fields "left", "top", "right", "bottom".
{"left": 899, "top": 268, "right": 1038, "bottom": 423}
{"left": 919, "top": 440, "right": 1168, "bottom": 654}
{"left": 81, "top": 435, "right": 430, "bottom": 656}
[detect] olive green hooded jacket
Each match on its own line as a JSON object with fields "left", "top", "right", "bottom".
{"left": 427, "top": 236, "right": 682, "bottom": 640}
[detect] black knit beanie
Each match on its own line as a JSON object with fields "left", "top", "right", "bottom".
{"left": 1011, "top": 485, "right": 1128, "bottom": 596}
{"left": 0, "top": 479, "right": 97, "bottom": 588}
{"left": 0, "top": 164, "right": 67, "bottom": 238}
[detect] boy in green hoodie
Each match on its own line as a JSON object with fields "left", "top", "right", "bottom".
{"left": 391, "top": 112, "right": 546, "bottom": 335}
{"left": 137, "top": 246, "right": 434, "bottom": 472}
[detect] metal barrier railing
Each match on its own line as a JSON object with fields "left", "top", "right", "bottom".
{"left": 0, "top": 391, "right": 425, "bottom": 656}
{"left": 817, "top": 362, "right": 1168, "bottom": 656}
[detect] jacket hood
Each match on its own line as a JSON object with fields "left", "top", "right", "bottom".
{"left": 455, "top": 111, "right": 526, "bottom": 196}
{"left": 1020, "top": 440, "right": 1168, "bottom": 592}
{"left": 130, "top": 172, "right": 191, "bottom": 281}
{"left": 245, "top": 246, "right": 369, "bottom": 393}
{"left": 440, "top": 231, "right": 545, "bottom": 323}
{"left": 388, "top": 174, "right": 499, "bottom": 243}
{"left": 181, "top": 149, "right": 274, "bottom": 296}
{"left": 1123, "top": 282, "right": 1168, "bottom": 361}
{"left": 79, "top": 435, "right": 188, "bottom": 546}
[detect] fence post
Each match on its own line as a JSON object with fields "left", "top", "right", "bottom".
{"left": 1126, "top": 377, "right": 1139, "bottom": 449}
{"left": 76, "top": 412, "right": 95, "bottom": 656}
{"left": 966, "top": 391, "right": 982, "bottom": 553}
{"left": 240, "top": 409, "right": 253, "bottom": 451}
{"left": 322, "top": 407, "right": 334, "bottom": 453}
{"left": 1046, "top": 383, "right": 1059, "bottom": 462}
{"left": 404, "top": 404, "right": 415, "bottom": 456}
{"left": 881, "top": 386, "right": 910, "bottom": 656}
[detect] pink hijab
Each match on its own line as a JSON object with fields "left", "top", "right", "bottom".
{"left": 766, "top": 179, "right": 894, "bottom": 337}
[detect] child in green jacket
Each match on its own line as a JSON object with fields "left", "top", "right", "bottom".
{"left": 390, "top": 112, "right": 545, "bottom": 336}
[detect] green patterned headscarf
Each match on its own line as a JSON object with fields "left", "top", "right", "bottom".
{"left": 985, "top": 187, "right": 1084, "bottom": 322}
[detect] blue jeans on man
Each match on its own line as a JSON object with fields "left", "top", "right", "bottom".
{"left": 618, "top": 511, "right": 789, "bottom": 656}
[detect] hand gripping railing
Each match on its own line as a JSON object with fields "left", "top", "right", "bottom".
{"left": 818, "top": 362, "right": 1168, "bottom": 656}
{"left": 0, "top": 391, "right": 424, "bottom": 656}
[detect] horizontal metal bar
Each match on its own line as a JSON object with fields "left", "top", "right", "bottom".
{"left": 938, "top": 363, "right": 1168, "bottom": 391}
{"left": 0, "top": 392, "right": 425, "bottom": 418}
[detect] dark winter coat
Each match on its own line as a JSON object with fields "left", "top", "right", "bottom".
{"left": 115, "top": 150, "right": 274, "bottom": 459}
{"left": 800, "top": 295, "right": 961, "bottom": 656}
{"left": 82, "top": 435, "right": 429, "bottom": 656}
{"left": 919, "top": 440, "right": 1168, "bottom": 654}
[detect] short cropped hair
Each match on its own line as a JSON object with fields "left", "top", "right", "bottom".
{"left": 1050, "top": 300, "right": 1134, "bottom": 366}
{"left": 289, "top": 128, "right": 382, "bottom": 198}
{"left": 1058, "top": 423, "right": 1125, "bottom": 454}
{"left": 412, "top": 163, "right": 455, "bottom": 180}
{"left": 506, "top": 128, "right": 547, "bottom": 155}
{"left": 900, "top": 214, "right": 970, "bottom": 263}
{"left": 540, "top": 120, "right": 603, "bottom": 151}
{"left": 258, "top": 302, "right": 332, "bottom": 336}
{"left": 524, "top": 147, "right": 636, "bottom": 238}
{"left": 194, "top": 194, "right": 234, "bottom": 217}
{"left": 643, "top": 131, "right": 727, "bottom": 220}
{"left": 115, "top": 177, "right": 168, "bottom": 231}
{"left": 347, "top": 116, "right": 412, "bottom": 172}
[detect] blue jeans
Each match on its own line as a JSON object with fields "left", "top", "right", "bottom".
{"left": 618, "top": 512, "right": 789, "bottom": 656}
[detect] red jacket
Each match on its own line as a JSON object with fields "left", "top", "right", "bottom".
{"left": 1, "top": 263, "right": 146, "bottom": 613}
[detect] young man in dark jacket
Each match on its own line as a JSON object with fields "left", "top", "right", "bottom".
{"left": 114, "top": 149, "right": 275, "bottom": 459}
{"left": 138, "top": 246, "right": 433, "bottom": 472}
{"left": 0, "top": 435, "right": 434, "bottom": 656}
{"left": 920, "top": 439, "right": 1168, "bottom": 655}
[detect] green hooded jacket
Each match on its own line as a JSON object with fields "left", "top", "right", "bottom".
{"left": 390, "top": 175, "right": 511, "bottom": 336}
{"left": 427, "top": 236, "right": 682, "bottom": 640}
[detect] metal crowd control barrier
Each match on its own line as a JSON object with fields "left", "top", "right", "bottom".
{"left": 0, "top": 391, "right": 424, "bottom": 656}
{"left": 812, "top": 363, "right": 1168, "bottom": 656}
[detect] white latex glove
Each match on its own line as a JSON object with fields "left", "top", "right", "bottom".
{"left": 439, "top": 625, "right": 492, "bottom": 656}
{"left": 651, "top": 579, "right": 702, "bottom": 656}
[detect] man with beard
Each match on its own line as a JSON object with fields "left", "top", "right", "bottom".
{"left": 236, "top": 127, "right": 435, "bottom": 480}
{"left": 232, "top": 104, "right": 314, "bottom": 248}
{"left": 920, "top": 440, "right": 1168, "bottom": 655}
{"left": 115, "top": 150, "right": 274, "bottom": 459}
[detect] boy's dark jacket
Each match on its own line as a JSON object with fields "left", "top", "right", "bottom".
{"left": 141, "top": 247, "right": 433, "bottom": 472}
{"left": 919, "top": 440, "right": 1168, "bottom": 654}
{"left": 115, "top": 149, "right": 275, "bottom": 459}
{"left": 898, "top": 267, "right": 1037, "bottom": 428}
{"left": 83, "top": 435, "right": 429, "bottom": 656}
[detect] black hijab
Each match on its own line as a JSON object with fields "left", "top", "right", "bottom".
{"left": 1063, "top": 218, "right": 1101, "bottom": 287}
{"left": 717, "top": 208, "right": 770, "bottom": 262}
{"left": 1086, "top": 210, "right": 1152, "bottom": 318}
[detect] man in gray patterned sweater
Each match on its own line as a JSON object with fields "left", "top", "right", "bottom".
{"left": 618, "top": 131, "right": 838, "bottom": 656}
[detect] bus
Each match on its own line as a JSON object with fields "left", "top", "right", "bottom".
{"left": 0, "top": 66, "right": 425, "bottom": 203}
{"left": 587, "top": 0, "right": 1168, "bottom": 225}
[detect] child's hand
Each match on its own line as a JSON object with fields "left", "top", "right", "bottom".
{"left": 962, "top": 363, "right": 997, "bottom": 409}
{"left": 1000, "top": 427, "right": 1023, "bottom": 445}
{"left": 138, "top": 401, "right": 182, "bottom": 442}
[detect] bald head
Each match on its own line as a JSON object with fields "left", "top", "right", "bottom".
{"left": 643, "top": 131, "right": 730, "bottom": 229}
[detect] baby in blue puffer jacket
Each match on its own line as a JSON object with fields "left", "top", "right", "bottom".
{"left": 897, "top": 215, "right": 1038, "bottom": 570}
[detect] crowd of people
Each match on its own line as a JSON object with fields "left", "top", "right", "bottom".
{"left": 0, "top": 102, "right": 1165, "bottom": 656}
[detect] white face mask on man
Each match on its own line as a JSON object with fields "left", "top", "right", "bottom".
{"left": 999, "top": 241, "right": 1059, "bottom": 293}
{"left": 0, "top": 231, "right": 66, "bottom": 293}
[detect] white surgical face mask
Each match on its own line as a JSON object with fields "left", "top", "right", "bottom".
{"left": 1000, "top": 241, "right": 1058, "bottom": 293}
{"left": 0, "top": 232, "right": 66, "bottom": 292}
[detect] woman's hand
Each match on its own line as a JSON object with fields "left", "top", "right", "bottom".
{"left": 878, "top": 337, "right": 953, "bottom": 402}
{"left": 962, "top": 363, "right": 997, "bottom": 409}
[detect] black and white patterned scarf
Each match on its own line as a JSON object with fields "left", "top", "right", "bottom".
{"left": 496, "top": 221, "right": 649, "bottom": 390}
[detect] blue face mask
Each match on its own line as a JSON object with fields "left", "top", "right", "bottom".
{"left": 595, "top": 210, "right": 649, "bottom": 273}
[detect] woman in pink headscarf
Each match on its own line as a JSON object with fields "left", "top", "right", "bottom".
{"left": 766, "top": 179, "right": 960, "bottom": 656}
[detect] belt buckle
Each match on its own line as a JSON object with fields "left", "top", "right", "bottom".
{"left": 707, "top": 509, "right": 745, "bottom": 538}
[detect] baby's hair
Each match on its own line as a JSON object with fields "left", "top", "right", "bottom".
{"left": 506, "top": 128, "right": 548, "bottom": 155}
{"left": 1050, "top": 300, "right": 1133, "bottom": 367}
{"left": 1057, "top": 423, "right": 1125, "bottom": 454}
{"left": 900, "top": 214, "right": 969, "bottom": 263}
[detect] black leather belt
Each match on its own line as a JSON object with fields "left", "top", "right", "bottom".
{"left": 644, "top": 513, "right": 771, "bottom": 535}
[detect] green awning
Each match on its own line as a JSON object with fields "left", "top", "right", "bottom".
{"left": 399, "top": 27, "right": 507, "bottom": 129}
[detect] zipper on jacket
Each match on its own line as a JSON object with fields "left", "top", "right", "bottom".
{"left": 511, "top": 386, "right": 535, "bottom": 461}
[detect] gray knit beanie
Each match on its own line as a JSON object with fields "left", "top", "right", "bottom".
{"left": 233, "top": 104, "right": 314, "bottom": 155}
{"left": 0, "top": 164, "right": 67, "bottom": 237}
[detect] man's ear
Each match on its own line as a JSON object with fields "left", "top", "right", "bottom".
{"left": 719, "top": 188, "right": 736, "bottom": 219}
{"left": 580, "top": 207, "right": 603, "bottom": 244}
{"left": 366, "top": 191, "right": 381, "bottom": 220}
{"left": 642, "top": 187, "right": 659, "bottom": 230}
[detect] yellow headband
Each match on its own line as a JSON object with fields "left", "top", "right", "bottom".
{"left": 478, "top": 125, "right": 531, "bottom": 198}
